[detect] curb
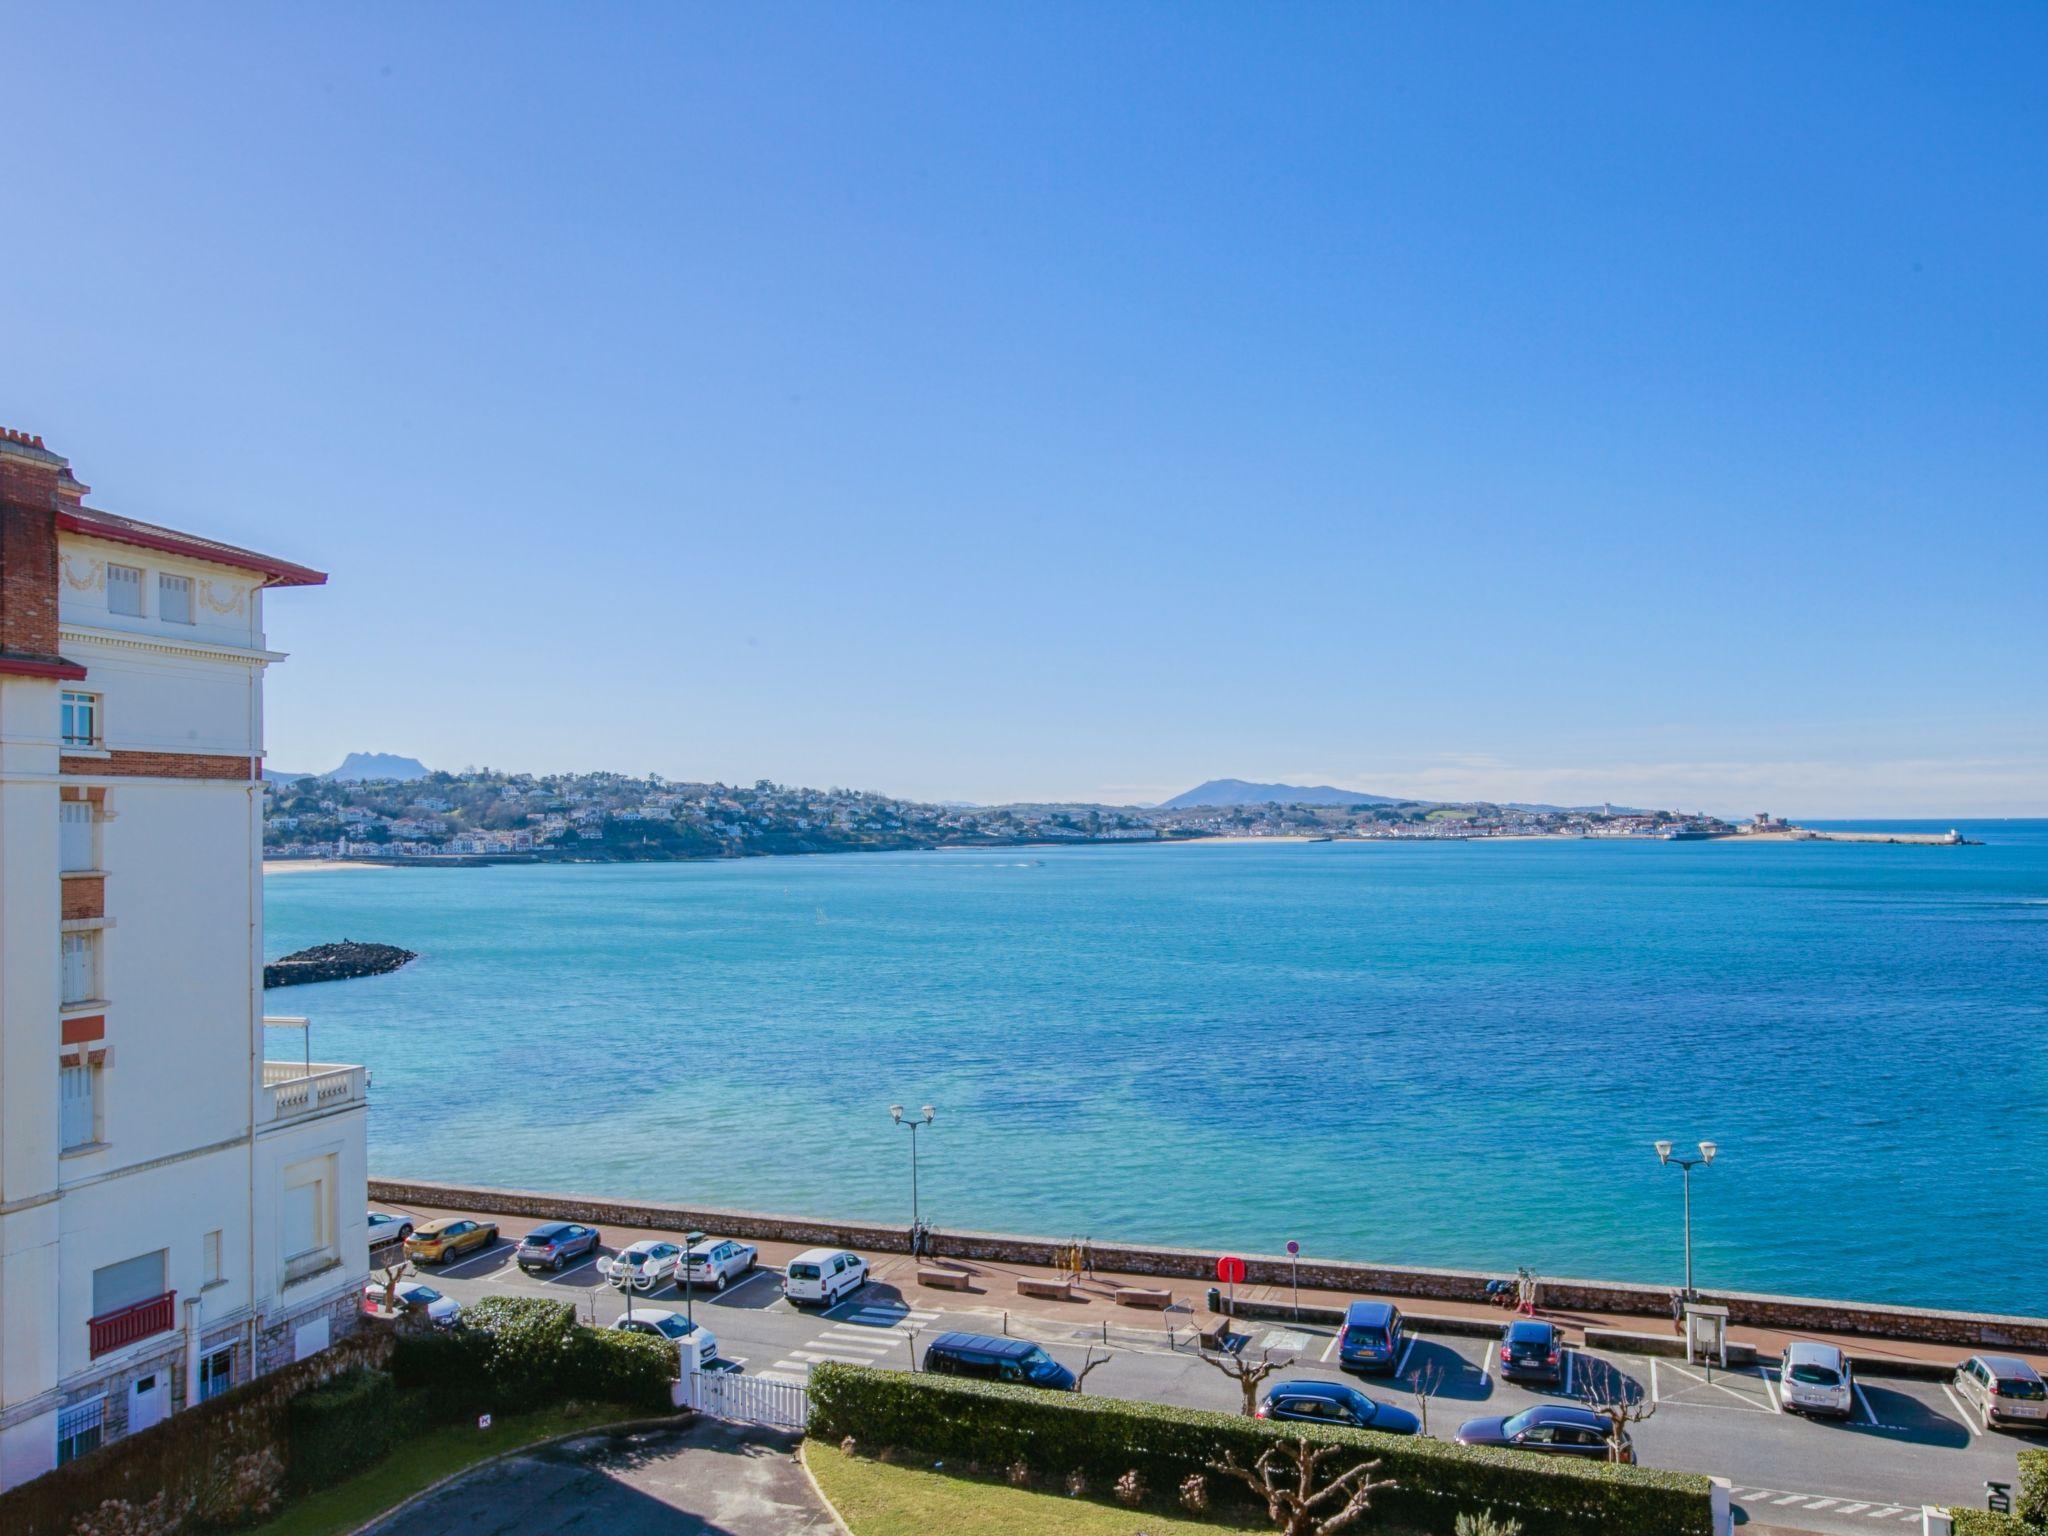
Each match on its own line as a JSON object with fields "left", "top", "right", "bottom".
{"left": 796, "top": 1442, "right": 859, "bottom": 1536}
{"left": 344, "top": 1412, "right": 694, "bottom": 1536}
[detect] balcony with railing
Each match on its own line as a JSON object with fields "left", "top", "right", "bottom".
{"left": 88, "top": 1290, "right": 176, "bottom": 1358}
{"left": 260, "top": 1059, "right": 367, "bottom": 1124}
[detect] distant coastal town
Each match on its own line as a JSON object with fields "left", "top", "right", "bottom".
{"left": 262, "top": 760, "right": 1959, "bottom": 866}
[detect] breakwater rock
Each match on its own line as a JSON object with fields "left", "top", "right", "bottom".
{"left": 265, "top": 940, "right": 416, "bottom": 989}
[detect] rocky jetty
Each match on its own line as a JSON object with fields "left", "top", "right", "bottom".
{"left": 264, "top": 940, "right": 416, "bottom": 989}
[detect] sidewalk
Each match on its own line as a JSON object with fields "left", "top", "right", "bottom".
{"left": 379, "top": 1201, "right": 2048, "bottom": 1377}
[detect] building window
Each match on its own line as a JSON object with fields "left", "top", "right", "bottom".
{"left": 158, "top": 573, "right": 193, "bottom": 624}
{"left": 93, "top": 1250, "right": 166, "bottom": 1317}
{"left": 56, "top": 1397, "right": 106, "bottom": 1465}
{"left": 61, "top": 931, "right": 100, "bottom": 1006}
{"left": 199, "top": 1347, "right": 234, "bottom": 1402}
{"left": 59, "top": 1061, "right": 100, "bottom": 1150}
{"left": 60, "top": 691, "right": 99, "bottom": 748}
{"left": 60, "top": 800, "right": 97, "bottom": 872}
{"left": 107, "top": 563, "right": 144, "bottom": 616}
{"left": 281, "top": 1157, "right": 336, "bottom": 1282}
{"left": 203, "top": 1229, "right": 224, "bottom": 1286}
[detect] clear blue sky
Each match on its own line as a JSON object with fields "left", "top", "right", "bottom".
{"left": 6, "top": 4, "right": 2043, "bottom": 815}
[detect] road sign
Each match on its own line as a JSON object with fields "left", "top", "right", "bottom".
{"left": 1216, "top": 1254, "right": 1247, "bottom": 1286}
{"left": 1285, "top": 1241, "right": 1299, "bottom": 1256}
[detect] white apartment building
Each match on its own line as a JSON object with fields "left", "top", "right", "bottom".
{"left": 0, "top": 431, "right": 369, "bottom": 1489}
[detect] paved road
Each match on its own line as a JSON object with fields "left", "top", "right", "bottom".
{"left": 360, "top": 1420, "right": 834, "bottom": 1536}
{"left": 394, "top": 1235, "right": 2042, "bottom": 1535}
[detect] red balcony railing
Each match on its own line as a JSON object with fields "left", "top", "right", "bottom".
{"left": 89, "top": 1291, "right": 176, "bottom": 1358}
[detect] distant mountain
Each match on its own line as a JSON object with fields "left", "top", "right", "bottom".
{"left": 327, "top": 752, "right": 431, "bottom": 783}
{"left": 1159, "top": 778, "right": 1405, "bottom": 810}
{"left": 264, "top": 768, "right": 315, "bottom": 785}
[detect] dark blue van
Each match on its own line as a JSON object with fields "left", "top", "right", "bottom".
{"left": 922, "top": 1331, "right": 1077, "bottom": 1391}
{"left": 1338, "top": 1300, "right": 1406, "bottom": 1375}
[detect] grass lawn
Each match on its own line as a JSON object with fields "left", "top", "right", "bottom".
{"left": 246, "top": 1400, "right": 639, "bottom": 1536}
{"left": 805, "top": 1440, "right": 1274, "bottom": 1536}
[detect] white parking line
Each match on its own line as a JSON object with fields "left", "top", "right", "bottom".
{"left": 1757, "top": 1366, "right": 1780, "bottom": 1413}
{"left": 787, "top": 1348, "right": 887, "bottom": 1366}
{"left": 1649, "top": 1358, "right": 1659, "bottom": 1402}
{"left": 1662, "top": 1359, "right": 1771, "bottom": 1412}
{"left": 1319, "top": 1331, "right": 1341, "bottom": 1364}
{"left": 1939, "top": 1382, "right": 1980, "bottom": 1436}
{"left": 1852, "top": 1383, "right": 1877, "bottom": 1427}
{"left": 1395, "top": 1337, "right": 1415, "bottom": 1379}
{"left": 716, "top": 1268, "right": 778, "bottom": 1300}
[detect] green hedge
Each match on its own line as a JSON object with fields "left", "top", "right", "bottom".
{"left": 392, "top": 1298, "right": 674, "bottom": 1417}
{"left": 1952, "top": 1512, "right": 2034, "bottom": 1536}
{"left": 2022, "top": 1449, "right": 2048, "bottom": 1527}
{"left": 287, "top": 1368, "right": 406, "bottom": 1492}
{"left": 807, "top": 1363, "right": 1712, "bottom": 1536}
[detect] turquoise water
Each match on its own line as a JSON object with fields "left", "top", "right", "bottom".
{"left": 264, "top": 823, "right": 2048, "bottom": 1316}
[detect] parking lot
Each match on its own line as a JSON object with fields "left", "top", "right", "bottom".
{"left": 378, "top": 1215, "right": 2043, "bottom": 1536}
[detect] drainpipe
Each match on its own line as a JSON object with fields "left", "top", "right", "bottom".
{"left": 182, "top": 1297, "right": 202, "bottom": 1410}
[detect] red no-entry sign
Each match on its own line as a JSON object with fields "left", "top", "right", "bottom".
{"left": 1216, "top": 1254, "right": 1247, "bottom": 1286}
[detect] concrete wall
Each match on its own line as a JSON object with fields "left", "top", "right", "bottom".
{"left": 369, "top": 1176, "right": 2048, "bottom": 1352}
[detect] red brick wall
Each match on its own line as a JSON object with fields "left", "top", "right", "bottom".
{"left": 0, "top": 488, "right": 62, "bottom": 660}
{"left": 60, "top": 874, "right": 104, "bottom": 920}
{"left": 61, "top": 750, "right": 259, "bottom": 780}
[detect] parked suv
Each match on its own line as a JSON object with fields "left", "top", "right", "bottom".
{"left": 922, "top": 1332, "right": 1075, "bottom": 1390}
{"left": 784, "top": 1248, "right": 868, "bottom": 1308}
{"left": 1498, "top": 1319, "right": 1564, "bottom": 1385}
{"left": 1953, "top": 1355, "right": 2048, "bottom": 1431}
{"left": 681, "top": 1237, "right": 759, "bottom": 1291}
{"left": 517, "top": 1222, "right": 601, "bottom": 1273}
{"left": 1337, "top": 1300, "right": 1406, "bottom": 1375}
{"left": 1779, "top": 1340, "right": 1854, "bottom": 1419}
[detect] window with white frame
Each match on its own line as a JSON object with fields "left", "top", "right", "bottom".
{"left": 107, "top": 562, "right": 144, "bottom": 616}
{"left": 56, "top": 1397, "right": 106, "bottom": 1464}
{"left": 61, "top": 931, "right": 100, "bottom": 1006}
{"left": 203, "top": 1229, "right": 224, "bottom": 1286}
{"left": 60, "top": 691, "right": 99, "bottom": 748}
{"left": 281, "top": 1157, "right": 336, "bottom": 1279}
{"left": 158, "top": 573, "right": 193, "bottom": 624}
{"left": 60, "top": 800, "right": 97, "bottom": 872}
{"left": 200, "top": 1347, "right": 234, "bottom": 1402}
{"left": 59, "top": 1061, "right": 100, "bottom": 1150}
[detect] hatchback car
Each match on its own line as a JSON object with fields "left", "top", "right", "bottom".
{"left": 599, "top": 1239, "right": 683, "bottom": 1292}
{"left": 681, "top": 1237, "right": 759, "bottom": 1290}
{"left": 922, "top": 1332, "right": 1075, "bottom": 1390}
{"left": 1954, "top": 1355, "right": 2048, "bottom": 1431}
{"left": 610, "top": 1309, "right": 718, "bottom": 1370}
{"left": 366, "top": 1211, "right": 414, "bottom": 1247}
{"left": 1779, "top": 1340, "right": 1854, "bottom": 1419}
{"left": 1337, "top": 1300, "right": 1406, "bottom": 1375}
{"left": 1258, "top": 1379, "right": 1420, "bottom": 1434}
{"left": 1499, "top": 1319, "right": 1565, "bottom": 1385}
{"left": 784, "top": 1248, "right": 868, "bottom": 1308}
{"left": 363, "top": 1278, "right": 460, "bottom": 1328}
{"left": 1456, "top": 1405, "right": 1628, "bottom": 1462}
{"left": 405, "top": 1217, "right": 499, "bottom": 1265}
{"left": 517, "top": 1222, "right": 601, "bottom": 1273}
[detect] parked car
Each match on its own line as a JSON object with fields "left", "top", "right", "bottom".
{"left": 1953, "top": 1355, "right": 2048, "bottom": 1431}
{"left": 783, "top": 1248, "right": 868, "bottom": 1308}
{"left": 1779, "top": 1340, "right": 1854, "bottom": 1419}
{"left": 681, "top": 1237, "right": 759, "bottom": 1291}
{"left": 516, "top": 1222, "right": 602, "bottom": 1273}
{"left": 922, "top": 1332, "right": 1075, "bottom": 1390}
{"left": 610, "top": 1309, "right": 718, "bottom": 1370}
{"left": 599, "top": 1239, "right": 683, "bottom": 1292}
{"left": 1258, "top": 1379, "right": 1420, "bottom": 1434}
{"left": 1456, "top": 1405, "right": 1629, "bottom": 1462}
{"left": 366, "top": 1211, "right": 414, "bottom": 1247}
{"left": 362, "top": 1278, "right": 460, "bottom": 1328}
{"left": 405, "top": 1217, "right": 499, "bottom": 1265}
{"left": 1499, "top": 1319, "right": 1565, "bottom": 1385}
{"left": 1337, "top": 1300, "right": 1406, "bottom": 1375}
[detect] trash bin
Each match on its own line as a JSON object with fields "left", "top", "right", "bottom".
{"left": 1207, "top": 1285, "right": 1222, "bottom": 1314}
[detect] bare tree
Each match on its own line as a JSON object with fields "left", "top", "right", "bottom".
{"left": 1576, "top": 1362, "right": 1655, "bottom": 1463}
{"left": 376, "top": 1257, "right": 412, "bottom": 1317}
{"left": 1198, "top": 1345, "right": 1284, "bottom": 1416}
{"left": 1207, "top": 1436, "right": 1395, "bottom": 1536}
{"left": 1410, "top": 1357, "right": 1445, "bottom": 1437}
{"left": 1073, "top": 1345, "right": 1113, "bottom": 1394}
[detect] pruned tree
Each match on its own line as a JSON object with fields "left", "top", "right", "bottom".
{"left": 1073, "top": 1345, "right": 1113, "bottom": 1394}
{"left": 1576, "top": 1362, "right": 1656, "bottom": 1462}
{"left": 376, "top": 1257, "right": 412, "bottom": 1317}
{"left": 1199, "top": 1344, "right": 1283, "bottom": 1416}
{"left": 1410, "top": 1357, "right": 1445, "bottom": 1437}
{"left": 1207, "top": 1436, "right": 1395, "bottom": 1536}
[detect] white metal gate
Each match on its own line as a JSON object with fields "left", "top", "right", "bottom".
{"left": 695, "top": 1369, "right": 809, "bottom": 1429}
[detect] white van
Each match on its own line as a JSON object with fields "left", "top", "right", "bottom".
{"left": 784, "top": 1248, "right": 868, "bottom": 1308}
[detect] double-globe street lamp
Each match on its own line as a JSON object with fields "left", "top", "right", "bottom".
{"left": 1654, "top": 1138, "right": 1717, "bottom": 1299}
{"left": 890, "top": 1104, "right": 936, "bottom": 1239}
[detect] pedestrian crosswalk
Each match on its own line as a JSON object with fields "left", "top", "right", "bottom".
{"left": 1728, "top": 1487, "right": 1920, "bottom": 1522}
{"left": 756, "top": 1303, "right": 939, "bottom": 1385}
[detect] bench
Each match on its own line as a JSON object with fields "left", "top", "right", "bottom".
{"left": 919, "top": 1265, "right": 974, "bottom": 1291}
{"left": 1017, "top": 1276, "right": 1076, "bottom": 1302}
{"left": 1114, "top": 1286, "right": 1174, "bottom": 1310}
{"left": 1191, "top": 1316, "right": 1232, "bottom": 1350}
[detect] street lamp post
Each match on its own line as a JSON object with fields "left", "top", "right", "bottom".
{"left": 890, "top": 1104, "right": 936, "bottom": 1236}
{"left": 681, "top": 1228, "right": 705, "bottom": 1326}
{"left": 1654, "top": 1139, "right": 1718, "bottom": 1299}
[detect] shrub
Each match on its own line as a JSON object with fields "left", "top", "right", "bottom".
{"left": 807, "top": 1363, "right": 1713, "bottom": 1536}
{"left": 393, "top": 1298, "right": 674, "bottom": 1417}
{"left": 1180, "top": 1472, "right": 1212, "bottom": 1513}
{"left": 1952, "top": 1513, "right": 2034, "bottom": 1536}
{"left": 287, "top": 1369, "right": 399, "bottom": 1492}
{"left": 1457, "top": 1514, "right": 1524, "bottom": 1536}
{"left": 1115, "top": 1469, "right": 1146, "bottom": 1506}
{"left": 2021, "top": 1449, "right": 2048, "bottom": 1527}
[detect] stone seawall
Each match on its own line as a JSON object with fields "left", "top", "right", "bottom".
{"left": 369, "top": 1176, "right": 2048, "bottom": 1352}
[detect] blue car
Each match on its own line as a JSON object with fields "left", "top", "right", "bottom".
{"left": 1258, "top": 1379, "right": 1420, "bottom": 1435}
{"left": 1338, "top": 1301, "right": 1407, "bottom": 1375}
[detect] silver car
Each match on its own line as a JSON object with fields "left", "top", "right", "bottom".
{"left": 1954, "top": 1355, "right": 2048, "bottom": 1431}
{"left": 1779, "top": 1340, "right": 1853, "bottom": 1419}
{"left": 680, "top": 1237, "right": 758, "bottom": 1291}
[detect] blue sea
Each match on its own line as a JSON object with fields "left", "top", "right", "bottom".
{"left": 264, "top": 822, "right": 2048, "bottom": 1317}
